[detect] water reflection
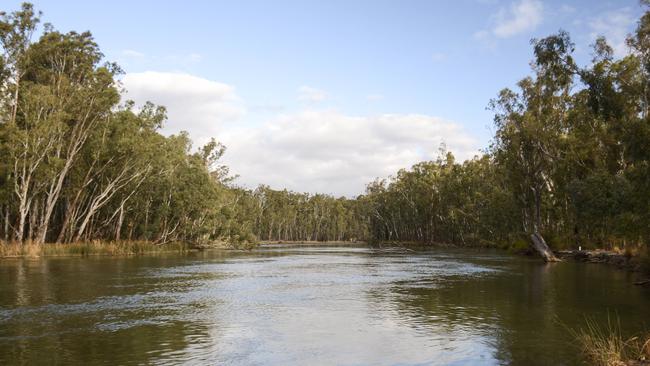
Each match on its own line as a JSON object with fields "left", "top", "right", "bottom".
{"left": 0, "top": 247, "right": 648, "bottom": 365}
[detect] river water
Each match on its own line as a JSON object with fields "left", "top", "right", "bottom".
{"left": 0, "top": 245, "right": 648, "bottom": 365}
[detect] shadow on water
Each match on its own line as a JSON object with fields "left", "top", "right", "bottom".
{"left": 372, "top": 252, "right": 650, "bottom": 365}
{"left": 0, "top": 256, "right": 218, "bottom": 365}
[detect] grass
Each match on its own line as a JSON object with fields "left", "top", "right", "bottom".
{"left": 0, "top": 240, "right": 192, "bottom": 258}
{"left": 571, "top": 317, "right": 650, "bottom": 366}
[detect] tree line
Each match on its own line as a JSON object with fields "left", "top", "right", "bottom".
{"left": 363, "top": 4, "right": 650, "bottom": 254}
{"left": 0, "top": 3, "right": 370, "bottom": 248}
{"left": 2, "top": 2, "right": 650, "bottom": 254}
{"left": 229, "top": 186, "right": 368, "bottom": 242}
{"left": 0, "top": 4, "right": 257, "bottom": 246}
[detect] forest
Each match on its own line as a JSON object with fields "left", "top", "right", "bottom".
{"left": 1, "top": 2, "right": 650, "bottom": 258}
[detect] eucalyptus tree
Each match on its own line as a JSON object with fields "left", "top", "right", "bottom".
{"left": 0, "top": 3, "right": 259, "bottom": 247}
{"left": 0, "top": 3, "right": 41, "bottom": 241}
{"left": 489, "top": 32, "right": 577, "bottom": 261}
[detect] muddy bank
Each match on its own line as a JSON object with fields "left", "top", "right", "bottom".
{"left": 259, "top": 240, "right": 366, "bottom": 246}
{"left": 557, "top": 249, "right": 635, "bottom": 268}
{"left": 557, "top": 249, "right": 650, "bottom": 285}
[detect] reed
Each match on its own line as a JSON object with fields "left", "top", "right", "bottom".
{"left": 0, "top": 240, "right": 191, "bottom": 258}
{"left": 573, "top": 316, "right": 649, "bottom": 366}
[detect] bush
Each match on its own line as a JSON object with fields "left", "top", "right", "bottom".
{"left": 507, "top": 237, "right": 530, "bottom": 254}
{"left": 0, "top": 240, "right": 191, "bottom": 257}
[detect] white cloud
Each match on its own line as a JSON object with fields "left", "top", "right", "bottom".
{"left": 492, "top": 0, "right": 543, "bottom": 38}
{"left": 121, "top": 71, "right": 245, "bottom": 147}
{"left": 122, "top": 73, "right": 479, "bottom": 196}
{"left": 298, "top": 86, "right": 328, "bottom": 102}
{"left": 588, "top": 7, "right": 635, "bottom": 58}
{"left": 476, "top": 0, "right": 543, "bottom": 43}
{"left": 220, "top": 110, "right": 479, "bottom": 196}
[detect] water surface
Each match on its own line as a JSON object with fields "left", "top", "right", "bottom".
{"left": 1, "top": 245, "right": 648, "bottom": 365}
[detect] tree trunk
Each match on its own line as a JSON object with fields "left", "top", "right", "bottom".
{"left": 115, "top": 204, "right": 124, "bottom": 241}
{"left": 15, "top": 198, "right": 29, "bottom": 243}
{"left": 530, "top": 232, "right": 560, "bottom": 262}
{"left": 3, "top": 205, "right": 9, "bottom": 241}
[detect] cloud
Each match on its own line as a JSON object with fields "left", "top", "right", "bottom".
{"left": 251, "top": 104, "right": 286, "bottom": 114}
{"left": 588, "top": 7, "right": 635, "bottom": 58}
{"left": 121, "top": 71, "right": 245, "bottom": 147}
{"left": 220, "top": 110, "right": 479, "bottom": 196}
{"left": 493, "top": 0, "right": 543, "bottom": 38}
{"left": 476, "top": 0, "right": 543, "bottom": 43}
{"left": 122, "top": 73, "right": 479, "bottom": 196}
{"left": 298, "top": 86, "right": 328, "bottom": 102}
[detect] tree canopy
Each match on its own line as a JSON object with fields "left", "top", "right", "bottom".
{"left": 2, "top": 2, "right": 650, "bottom": 253}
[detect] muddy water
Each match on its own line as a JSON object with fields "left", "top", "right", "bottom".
{"left": 1, "top": 246, "right": 648, "bottom": 365}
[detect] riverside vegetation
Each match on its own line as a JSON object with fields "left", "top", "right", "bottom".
{"left": 2, "top": 2, "right": 650, "bottom": 266}
{"left": 1, "top": 2, "right": 650, "bottom": 365}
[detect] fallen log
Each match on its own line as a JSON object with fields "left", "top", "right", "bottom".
{"left": 530, "top": 232, "right": 561, "bottom": 263}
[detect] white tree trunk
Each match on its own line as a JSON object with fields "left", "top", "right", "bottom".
{"left": 530, "top": 232, "right": 561, "bottom": 262}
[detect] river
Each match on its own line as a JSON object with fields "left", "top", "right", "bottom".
{"left": 1, "top": 245, "right": 648, "bottom": 365}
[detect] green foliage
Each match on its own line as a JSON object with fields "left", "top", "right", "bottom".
{"left": 2, "top": 2, "right": 650, "bottom": 257}
{"left": 507, "top": 238, "right": 531, "bottom": 254}
{"left": 229, "top": 185, "right": 368, "bottom": 242}
{"left": 363, "top": 8, "right": 650, "bottom": 253}
{"left": 0, "top": 3, "right": 257, "bottom": 247}
{"left": 362, "top": 152, "right": 521, "bottom": 246}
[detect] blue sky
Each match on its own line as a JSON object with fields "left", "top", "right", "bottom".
{"left": 8, "top": 0, "right": 646, "bottom": 196}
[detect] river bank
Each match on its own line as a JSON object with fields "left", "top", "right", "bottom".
{"left": 0, "top": 240, "right": 199, "bottom": 258}
{"left": 556, "top": 249, "right": 650, "bottom": 286}
{"left": 368, "top": 240, "right": 650, "bottom": 285}
{"left": 259, "top": 240, "right": 366, "bottom": 246}
{"left": 3, "top": 240, "right": 649, "bottom": 283}
{"left": 556, "top": 249, "right": 638, "bottom": 270}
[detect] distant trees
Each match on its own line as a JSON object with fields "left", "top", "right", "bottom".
{"left": 232, "top": 185, "right": 368, "bottom": 242}
{"left": 362, "top": 152, "right": 519, "bottom": 247}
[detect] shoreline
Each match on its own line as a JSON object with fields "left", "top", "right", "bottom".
{"left": 2, "top": 240, "right": 648, "bottom": 283}
{"left": 0, "top": 240, "right": 228, "bottom": 259}
{"left": 556, "top": 249, "right": 650, "bottom": 284}
{"left": 259, "top": 240, "right": 366, "bottom": 246}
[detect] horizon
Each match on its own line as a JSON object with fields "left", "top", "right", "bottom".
{"left": 11, "top": 0, "right": 645, "bottom": 196}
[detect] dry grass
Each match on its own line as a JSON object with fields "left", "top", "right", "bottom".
{"left": 573, "top": 317, "right": 650, "bottom": 366}
{"left": 0, "top": 240, "right": 191, "bottom": 258}
{"left": 610, "top": 245, "right": 645, "bottom": 260}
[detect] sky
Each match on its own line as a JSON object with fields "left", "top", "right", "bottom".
{"left": 8, "top": 0, "right": 646, "bottom": 196}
